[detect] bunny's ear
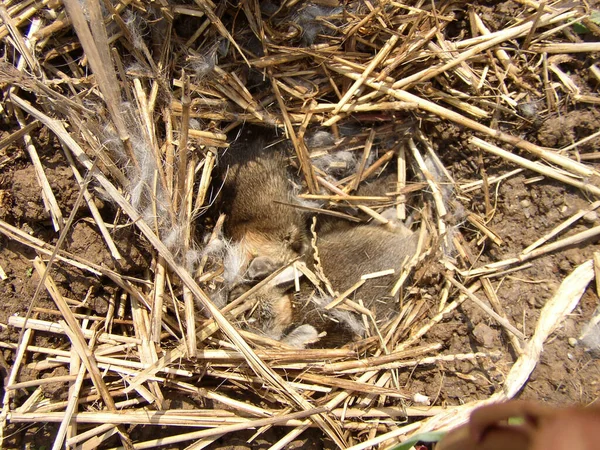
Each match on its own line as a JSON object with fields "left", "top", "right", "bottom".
{"left": 246, "top": 256, "right": 278, "bottom": 281}
{"left": 247, "top": 257, "right": 303, "bottom": 286}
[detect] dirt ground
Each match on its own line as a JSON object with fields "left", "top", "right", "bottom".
{"left": 2, "top": 108, "right": 600, "bottom": 449}
{"left": 1, "top": 0, "right": 600, "bottom": 449}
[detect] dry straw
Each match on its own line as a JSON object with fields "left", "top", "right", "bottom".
{"left": 0, "top": 0, "right": 599, "bottom": 449}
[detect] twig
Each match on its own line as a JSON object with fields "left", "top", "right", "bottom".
{"left": 445, "top": 276, "right": 526, "bottom": 341}
{"left": 329, "top": 65, "right": 597, "bottom": 179}
{"left": 470, "top": 137, "right": 600, "bottom": 197}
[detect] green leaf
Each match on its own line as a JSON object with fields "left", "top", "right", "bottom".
{"left": 389, "top": 431, "right": 447, "bottom": 450}
{"left": 573, "top": 10, "right": 600, "bottom": 34}
{"left": 508, "top": 416, "right": 526, "bottom": 426}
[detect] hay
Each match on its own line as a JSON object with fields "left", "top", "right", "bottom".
{"left": 0, "top": 0, "right": 599, "bottom": 448}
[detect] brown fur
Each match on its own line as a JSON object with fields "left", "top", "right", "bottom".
{"left": 287, "top": 222, "right": 419, "bottom": 346}
{"left": 216, "top": 126, "right": 308, "bottom": 280}
{"left": 240, "top": 222, "right": 419, "bottom": 347}
{"left": 216, "top": 127, "right": 419, "bottom": 347}
{"left": 317, "top": 223, "right": 418, "bottom": 321}
{"left": 236, "top": 281, "right": 299, "bottom": 342}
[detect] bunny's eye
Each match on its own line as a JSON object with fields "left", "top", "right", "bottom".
{"left": 291, "top": 239, "right": 305, "bottom": 253}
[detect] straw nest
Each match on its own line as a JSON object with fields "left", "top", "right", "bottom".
{"left": 1, "top": 0, "right": 599, "bottom": 449}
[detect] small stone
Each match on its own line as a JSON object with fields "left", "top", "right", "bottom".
{"left": 583, "top": 211, "right": 598, "bottom": 223}
{"left": 472, "top": 322, "right": 498, "bottom": 348}
{"left": 558, "top": 259, "right": 572, "bottom": 272}
{"left": 520, "top": 199, "right": 531, "bottom": 208}
{"left": 21, "top": 223, "right": 34, "bottom": 235}
{"left": 568, "top": 337, "right": 578, "bottom": 347}
{"left": 564, "top": 248, "right": 585, "bottom": 266}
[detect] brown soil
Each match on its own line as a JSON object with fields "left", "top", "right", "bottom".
{"left": 1, "top": 1, "right": 600, "bottom": 449}
{"left": 3, "top": 111, "right": 600, "bottom": 449}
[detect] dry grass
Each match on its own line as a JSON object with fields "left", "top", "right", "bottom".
{"left": 0, "top": 0, "right": 599, "bottom": 449}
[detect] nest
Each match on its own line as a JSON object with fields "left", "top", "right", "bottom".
{"left": 1, "top": 0, "right": 599, "bottom": 449}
